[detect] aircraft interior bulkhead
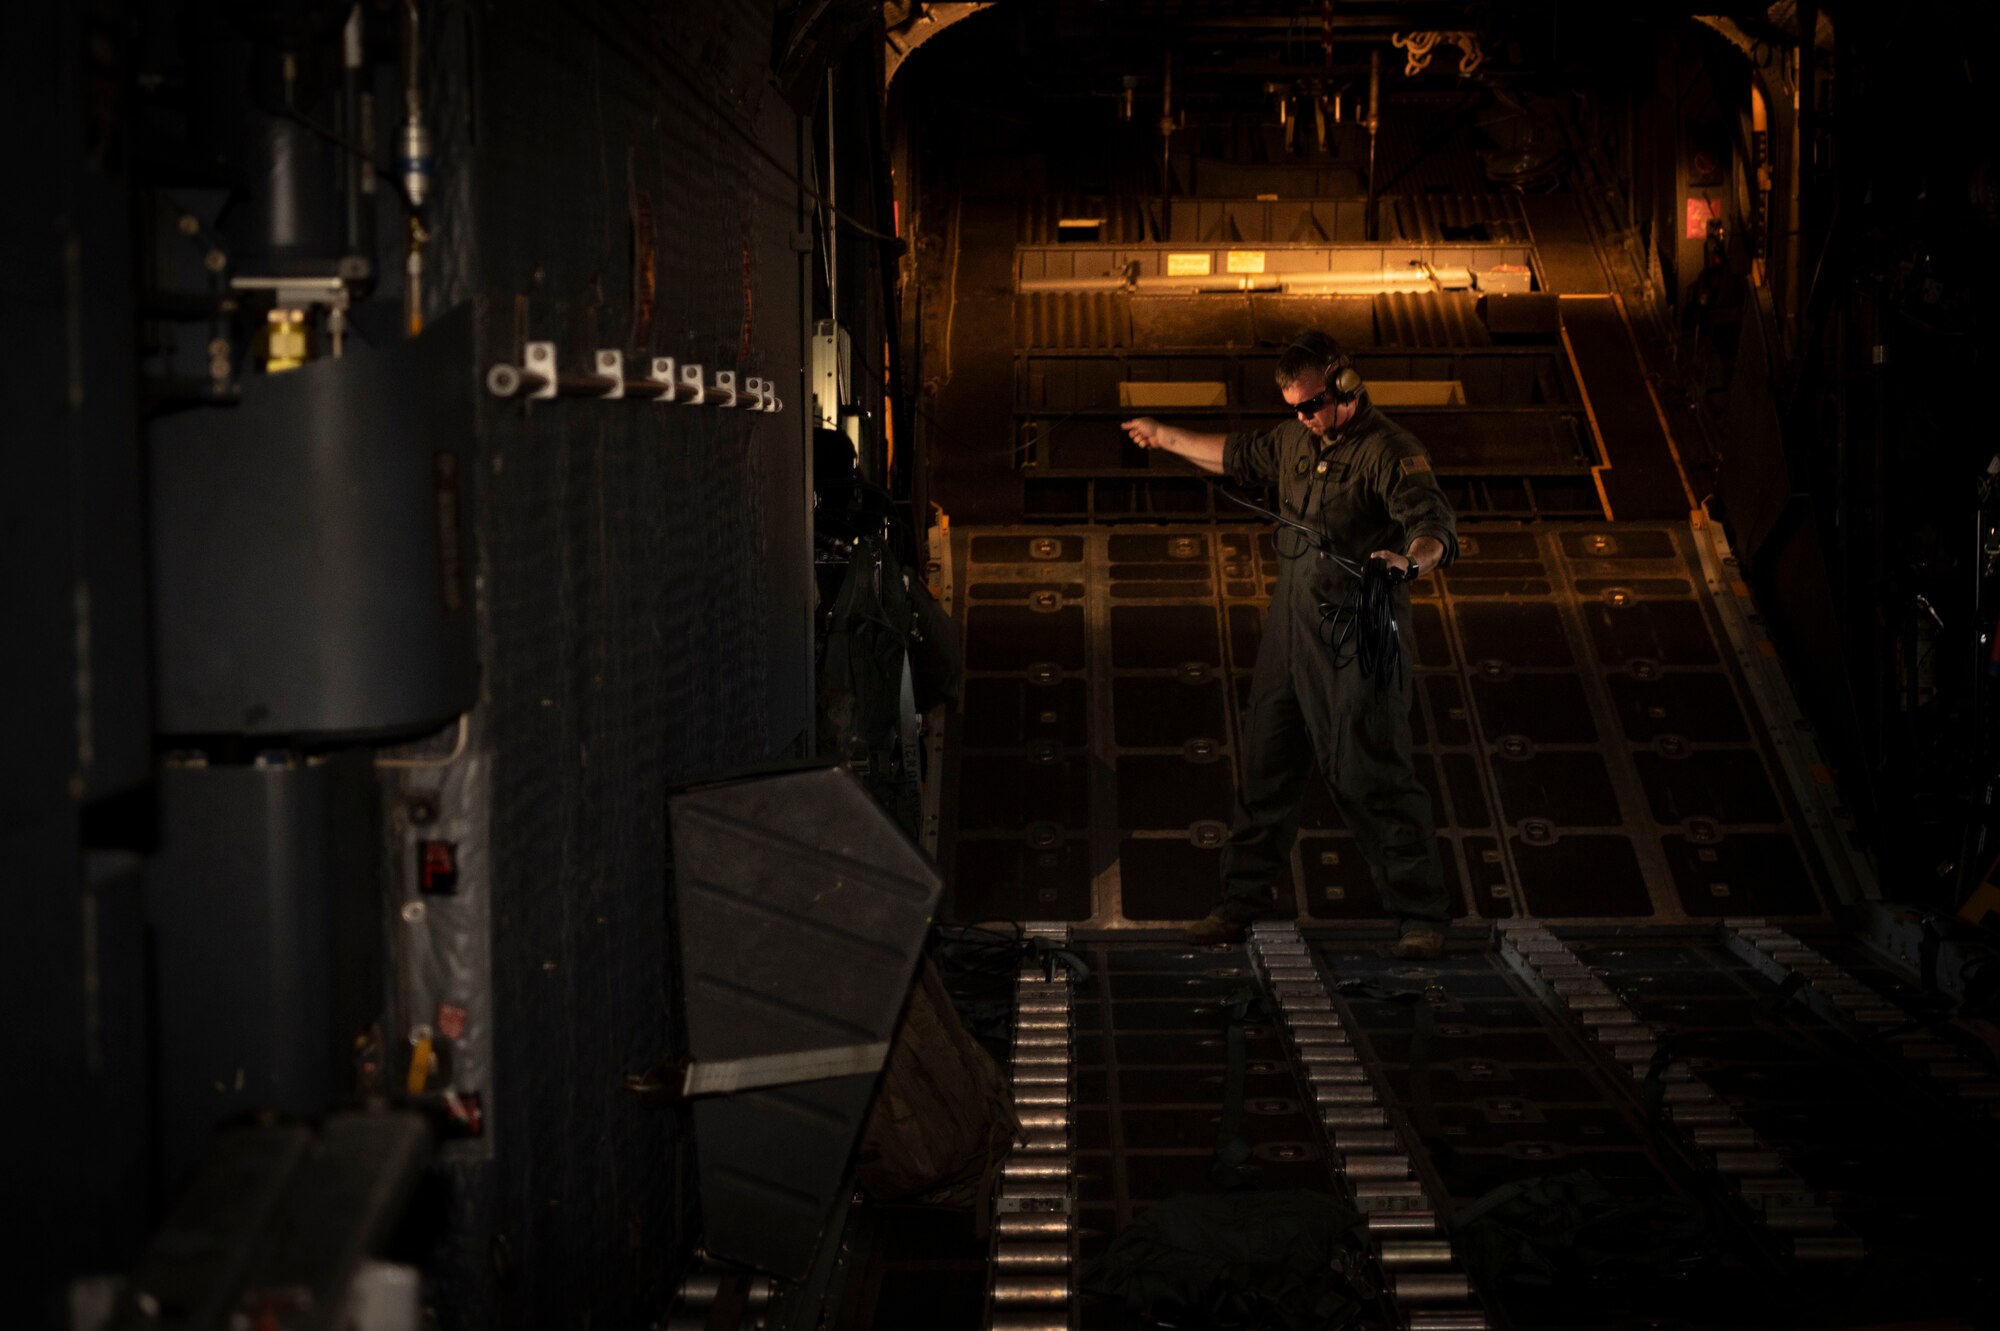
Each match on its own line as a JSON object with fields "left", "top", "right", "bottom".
{"left": 11, "top": 1, "right": 2000, "bottom": 1328}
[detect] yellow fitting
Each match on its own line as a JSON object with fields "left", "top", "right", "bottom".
{"left": 406, "top": 1035, "right": 435, "bottom": 1094}
{"left": 263, "top": 307, "right": 312, "bottom": 371}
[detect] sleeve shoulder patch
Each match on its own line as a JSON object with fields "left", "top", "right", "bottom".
{"left": 1399, "top": 454, "right": 1432, "bottom": 475}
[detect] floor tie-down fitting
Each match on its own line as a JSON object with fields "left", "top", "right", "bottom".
{"left": 1248, "top": 923, "right": 1491, "bottom": 1331}
{"left": 1494, "top": 921, "right": 1865, "bottom": 1259}
{"left": 987, "top": 923, "right": 1078, "bottom": 1331}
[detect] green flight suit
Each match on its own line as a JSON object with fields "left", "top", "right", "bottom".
{"left": 1215, "top": 401, "right": 1460, "bottom": 930}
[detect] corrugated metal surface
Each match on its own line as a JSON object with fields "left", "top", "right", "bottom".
{"left": 1014, "top": 291, "right": 1131, "bottom": 349}
{"left": 1389, "top": 192, "right": 1531, "bottom": 244}
{"left": 1373, "top": 291, "right": 1492, "bottom": 347}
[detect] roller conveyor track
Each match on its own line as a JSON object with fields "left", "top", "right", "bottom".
{"left": 829, "top": 931, "right": 1998, "bottom": 1330}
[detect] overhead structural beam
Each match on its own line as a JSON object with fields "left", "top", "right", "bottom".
{"left": 884, "top": 2, "right": 998, "bottom": 87}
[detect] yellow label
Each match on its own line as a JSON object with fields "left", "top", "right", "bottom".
{"left": 1225, "top": 250, "right": 1267, "bottom": 274}
{"left": 1165, "top": 252, "right": 1212, "bottom": 276}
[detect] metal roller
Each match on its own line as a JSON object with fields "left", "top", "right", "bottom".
{"left": 1017, "top": 1110, "right": 1070, "bottom": 1131}
{"left": 1668, "top": 1103, "right": 1735, "bottom": 1125}
{"left": 1012, "top": 1088, "right": 1069, "bottom": 1106}
{"left": 1342, "top": 1153, "right": 1410, "bottom": 1179}
{"left": 1322, "top": 1106, "right": 1388, "bottom": 1128}
{"left": 1712, "top": 1150, "right": 1785, "bottom": 1175}
{"left": 1390, "top": 1273, "right": 1471, "bottom": 1301}
{"left": 1292, "top": 1031, "right": 1351, "bottom": 1050}
{"left": 1310, "top": 1068, "right": 1371, "bottom": 1088}
{"left": 991, "top": 1275, "right": 1072, "bottom": 1304}
{"left": 1014, "top": 1014, "right": 1069, "bottom": 1031}
{"left": 995, "top": 1213, "right": 1074, "bottom": 1238}
{"left": 1737, "top": 1177, "right": 1815, "bottom": 1206}
{"left": 1790, "top": 1236, "right": 1867, "bottom": 1262}
{"left": 1821, "top": 988, "right": 1876, "bottom": 1007}
{"left": 676, "top": 1274, "right": 775, "bottom": 1309}
{"left": 1016, "top": 983, "right": 1080, "bottom": 1007}
{"left": 1367, "top": 1210, "right": 1438, "bottom": 1234}
{"left": 1763, "top": 1206, "right": 1839, "bottom": 1232}
{"left": 1315, "top": 1084, "right": 1379, "bottom": 1105}
{"left": 1405, "top": 1315, "right": 1491, "bottom": 1331}
{"left": 1691, "top": 1127, "right": 1758, "bottom": 1149}
{"left": 997, "top": 1182, "right": 1071, "bottom": 1204}
{"left": 1012, "top": 1051, "right": 1071, "bottom": 1068}
{"left": 1378, "top": 1240, "right": 1454, "bottom": 1267}
{"left": 1331, "top": 1129, "right": 1399, "bottom": 1152}
{"left": 1001, "top": 1159, "right": 1074, "bottom": 1183}
{"left": 1303, "top": 1045, "right": 1361, "bottom": 1065}
{"left": 994, "top": 1243, "right": 1072, "bottom": 1271}
{"left": 1016, "top": 1132, "right": 1070, "bottom": 1154}
{"left": 1564, "top": 994, "right": 1623, "bottom": 1011}
{"left": 1287, "top": 1012, "right": 1343, "bottom": 1029}
{"left": 1013, "top": 1032, "right": 1070, "bottom": 1048}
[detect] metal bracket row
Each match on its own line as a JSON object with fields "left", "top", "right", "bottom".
{"left": 485, "top": 343, "right": 784, "bottom": 412}
{"left": 1494, "top": 920, "right": 1866, "bottom": 1261}
{"left": 987, "top": 923, "right": 1078, "bottom": 1331}
{"left": 1247, "top": 923, "right": 1490, "bottom": 1331}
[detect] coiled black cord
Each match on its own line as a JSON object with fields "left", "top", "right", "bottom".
{"left": 1316, "top": 556, "right": 1404, "bottom": 684}
{"left": 1220, "top": 486, "right": 1404, "bottom": 682}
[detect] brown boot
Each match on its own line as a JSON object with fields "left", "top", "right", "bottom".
{"left": 1393, "top": 926, "right": 1445, "bottom": 960}
{"left": 1180, "top": 914, "right": 1248, "bottom": 947}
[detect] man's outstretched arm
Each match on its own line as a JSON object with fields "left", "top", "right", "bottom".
{"left": 1122, "top": 417, "right": 1228, "bottom": 475}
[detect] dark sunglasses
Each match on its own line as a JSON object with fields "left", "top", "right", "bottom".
{"left": 1291, "top": 388, "right": 1334, "bottom": 417}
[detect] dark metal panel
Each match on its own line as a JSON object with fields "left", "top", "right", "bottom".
{"left": 149, "top": 306, "right": 477, "bottom": 738}
{"left": 670, "top": 765, "right": 943, "bottom": 1279}
{"left": 146, "top": 754, "right": 383, "bottom": 1188}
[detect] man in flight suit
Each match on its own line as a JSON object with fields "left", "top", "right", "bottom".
{"left": 1121, "top": 331, "right": 1458, "bottom": 958}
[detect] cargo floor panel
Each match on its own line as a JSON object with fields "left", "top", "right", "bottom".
{"left": 942, "top": 522, "right": 1839, "bottom": 927}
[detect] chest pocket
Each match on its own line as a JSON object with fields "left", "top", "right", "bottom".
{"left": 1290, "top": 452, "right": 1372, "bottom": 546}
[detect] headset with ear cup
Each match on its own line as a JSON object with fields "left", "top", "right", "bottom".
{"left": 1325, "top": 359, "right": 1365, "bottom": 403}
{"left": 1284, "top": 333, "right": 1366, "bottom": 409}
